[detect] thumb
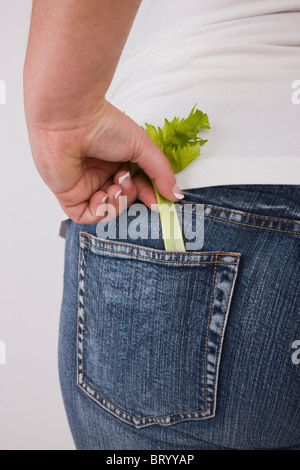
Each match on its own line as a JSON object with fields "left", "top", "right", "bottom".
{"left": 132, "top": 127, "right": 184, "bottom": 202}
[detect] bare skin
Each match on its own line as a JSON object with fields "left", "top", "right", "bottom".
{"left": 24, "top": 0, "right": 183, "bottom": 224}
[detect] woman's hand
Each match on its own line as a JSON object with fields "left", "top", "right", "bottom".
{"left": 24, "top": 0, "right": 183, "bottom": 223}
{"left": 26, "top": 99, "right": 183, "bottom": 224}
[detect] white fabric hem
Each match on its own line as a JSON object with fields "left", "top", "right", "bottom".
{"left": 175, "top": 156, "right": 300, "bottom": 190}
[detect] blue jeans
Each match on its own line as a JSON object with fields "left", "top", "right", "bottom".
{"left": 58, "top": 185, "right": 300, "bottom": 450}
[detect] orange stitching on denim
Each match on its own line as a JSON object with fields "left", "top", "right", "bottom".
{"left": 80, "top": 233, "right": 241, "bottom": 259}
{"left": 76, "top": 243, "right": 82, "bottom": 379}
{"left": 211, "top": 261, "right": 239, "bottom": 413}
{"left": 80, "top": 252, "right": 212, "bottom": 422}
{"left": 79, "top": 236, "right": 210, "bottom": 421}
{"left": 80, "top": 379, "right": 209, "bottom": 420}
{"left": 181, "top": 201, "right": 300, "bottom": 226}
{"left": 78, "top": 245, "right": 238, "bottom": 424}
{"left": 77, "top": 381, "right": 214, "bottom": 426}
{"left": 203, "top": 252, "right": 218, "bottom": 409}
{"left": 205, "top": 214, "right": 300, "bottom": 235}
{"left": 80, "top": 240, "right": 240, "bottom": 265}
{"left": 81, "top": 243, "right": 90, "bottom": 380}
{"left": 149, "top": 412, "right": 214, "bottom": 427}
{"left": 178, "top": 209, "right": 300, "bottom": 236}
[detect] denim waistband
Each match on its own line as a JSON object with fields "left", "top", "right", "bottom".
{"left": 181, "top": 185, "right": 300, "bottom": 235}
{"left": 59, "top": 185, "right": 300, "bottom": 241}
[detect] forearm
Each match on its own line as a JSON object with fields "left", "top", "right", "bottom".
{"left": 23, "top": 0, "right": 141, "bottom": 124}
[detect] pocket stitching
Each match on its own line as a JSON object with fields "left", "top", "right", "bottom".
{"left": 203, "top": 252, "right": 218, "bottom": 409}
{"left": 81, "top": 240, "right": 240, "bottom": 266}
{"left": 210, "top": 258, "right": 239, "bottom": 414}
{"left": 80, "top": 232, "right": 241, "bottom": 261}
{"left": 181, "top": 202, "right": 300, "bottom": 226}
{"left": 78, "top": 240, "right": 216, "bottom": 423}
{"left": 77, "top": 240, "right": 240, "bottom": 427}
{"left": 179, "top": 207, "right": 300, "bottom": 236}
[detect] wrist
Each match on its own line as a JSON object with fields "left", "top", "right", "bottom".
{"left": 24, "top": 78, "right": 106, "bottom": 129}
{"left": 24, "top": 79, "right": 107, "bottom": 132}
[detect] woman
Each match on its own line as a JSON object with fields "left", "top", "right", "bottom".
{"left": 23, "top": 0, "right": 300, "bottom": 449}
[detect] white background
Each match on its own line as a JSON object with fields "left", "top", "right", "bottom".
{"left": 1, "top": 0, "right": 299, "bottom": 451}
{"left": 0, "top": 1, "right": 74, "bottom": 450}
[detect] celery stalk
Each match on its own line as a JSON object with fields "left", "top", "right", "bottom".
{"left": 153, "top": 184, "right": 185, "bottom": 252}
{"left": 130, "top": 104, "right": 210, "bottom": 252}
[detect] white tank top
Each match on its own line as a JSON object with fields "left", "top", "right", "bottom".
{"left": 106, "top": 0, "right": 300, "bottom": 189}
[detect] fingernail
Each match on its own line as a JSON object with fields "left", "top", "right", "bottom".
{"left": 95, "top": 195, "right": 108, "bottom": 216}
{"left": 114, "top": 189, "right": 122, "bottom": 200}
{"left": 172, "top": 184, "right": 184, "bottom": 199}
{"left": 118, "top": 171, "right": 131, "bottom": 186}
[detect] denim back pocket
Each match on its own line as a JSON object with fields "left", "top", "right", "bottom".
{"left": 77, "top": 232, "right": 240, "bottom": 428}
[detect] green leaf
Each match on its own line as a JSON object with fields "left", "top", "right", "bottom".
{"left": 138, "top": 105, "right": 210, "bottom": 251}
{"left": 142, "top": 104, "right": 210, "bottom": 174}
{"left": 171, "top": 142, "right": 201, "bottom": 172}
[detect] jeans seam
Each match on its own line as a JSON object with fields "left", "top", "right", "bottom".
{"left": 181, "top": 202, "right": 300, "bottom": 226}
{"left": 77, "top": 242, "right": 240, "bottom": 427}
{"left": 76, "top": 241, "right": 83, "bottom": 389}
{"left": 204, "top": 252, "right": 218, "bottom": 409}
{"left": 211, "top": 259, "right": 239, "bottom": 414}
{"left": 81, "top": 243, "right": 90, "bottom": 382}
{"left": 80, "top": 233, "right": 241, "bottom": 260}
{"left": 178, "top": 209, "right": 300, "bottom": 236}
{"left": 79, "top": 242, "right": 210, "bottom": 421}
{"left": 81, "top": 240, "right": 240, "bottom": 265}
